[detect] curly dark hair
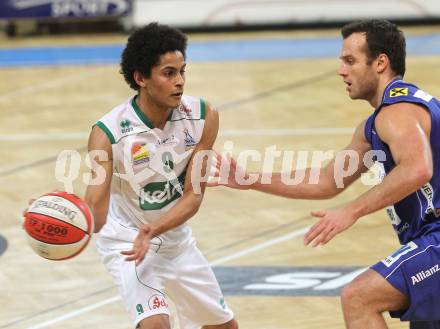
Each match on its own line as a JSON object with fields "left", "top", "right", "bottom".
{"left": 341, "top": 19, "right": 406, "bottom": 77}
{"left": 120, "top": 22, "right": 188, "bottom": 90}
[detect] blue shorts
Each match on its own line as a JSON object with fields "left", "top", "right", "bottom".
{"left": 371, "top": 233, "right": 440, "bottom": 322}
{"left": 410, "top": 321, "right": 440, "bottom": 329}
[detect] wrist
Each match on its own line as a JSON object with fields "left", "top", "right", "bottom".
{"left": 248, "top": 172, "right": 261, "bottom": 190}
{"left": 147, "top": 221, "right": 164, "bottom": 237}
{"left": 345, "top": 200, "right": 364, "bottom": 219}
{"left": 141, "top": 224, "right": 154, "bottom": 236}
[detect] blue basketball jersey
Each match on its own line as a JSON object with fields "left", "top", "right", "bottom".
{"left": 364, "top": 79, "right": 440, "bottom": 244}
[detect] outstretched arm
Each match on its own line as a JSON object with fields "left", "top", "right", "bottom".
{"left": 304, "top": 103, "right": 433, "bottom": 246}
{"left": 210, "top": 119, "right": 371, "bottom": 200}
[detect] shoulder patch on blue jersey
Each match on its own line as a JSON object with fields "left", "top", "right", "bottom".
{"left": 414, "top": 89, "right": 433, "bottom": 102}
{"left": 389, "top": 87, "right": 408, "bottom": 98}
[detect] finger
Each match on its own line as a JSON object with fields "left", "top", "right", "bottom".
{"left": 225, "top": 153, "right": 235, "bottom": 169}
{"left": 120, "top": 249, "right": 135, "bottom": 256}
{"left": 135, "top": 253, "right": 145, "bottom": 266}
{"left": 207, "top": 168, "right": 219, "bottom": 183}
{"left": 217, "top": 153, "right": 232, "bottom": 171}
{"left": 214, "top": 153, "right": 223, "bottom": 171}
{"left": 311, "top": 210, "right": 325, "bottom": 218}
{"left": 135, "top": 246, "right": 149, "bottom": 265}
{"left": 321, "top": 227, "right": 337, "bottom": 246}
{"left": 124, "top": 251, "right": 139, "bottom": 262}
{"left": 213, "top": 149, "right": 222, "bottom": 158}
{"left": 304, "top": 221, "right": 326, "bottom": 246}
{"left": 215, "top": 152, "right": 223, "bottom": 162}
{"left": 125, "top": 255, "right": 138, "bottom": 262}
{"left": 312, "top": 226, "right": 333, "bottom": 247}
{"left": 206, "top": 181, "right": 220, "bottom": 187}
{"left": 217, "top": 155, "right": 232, "bottom": 183}
{"left": 309, "top": 219, "right": 326, "bottom": 234}
{"left": 208, "top": 168, "right": 220, "bottom": 178}
{"left": 216, "top": 152, "right": 228, "bottom": 168}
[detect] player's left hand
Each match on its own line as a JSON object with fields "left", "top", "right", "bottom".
{"left": 121, "top": 225, "right": 153, "bottom": 265}
{"left": 304, "top": 206, "right": 358, "bottom": 247}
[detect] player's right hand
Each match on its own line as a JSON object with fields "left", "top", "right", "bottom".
{"left": 121, "top": 224, "right": 152, "bottom": 265}
{"left": 207, "top": 151, "right": 253, "bottom": 190}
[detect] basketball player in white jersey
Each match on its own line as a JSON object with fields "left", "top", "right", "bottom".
{"left": 84, "top": 23, "right": 238, "bottom": 329}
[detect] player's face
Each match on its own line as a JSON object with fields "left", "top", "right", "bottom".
{"left": 145, "top": 50, "right": 186, "bottom": 110}
{"left": 338, "top": 33, "right": 379, "bottom": 101}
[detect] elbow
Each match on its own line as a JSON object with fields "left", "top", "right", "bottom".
{"left": 192, "top": 194, "right": 203, "bottom": 213}
{"left": 85, "top": 199, "right": 107, "bottom": 234}
{"left": 187, "top": 193, "right": 203, "bottom": 217}
{"left": 318, "top": 182, "right": 342, "bottom": 199}
{"left": 319, "top": 189, "right": 341, "bottom": 200}
{"left": 413, "top": 164, "right": 433, "bottom": 186}
{"left": 327, "top": 187, "right": 344, "bottom": 199}
{"left": 93, "top": 219, "right": 105, "bottom": 234}
{"left": 90, "top": 207, "right": 107, "bottom": 234}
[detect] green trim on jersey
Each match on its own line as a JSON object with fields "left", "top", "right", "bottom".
{"left": 169, "top": 98, "right": 206, "bottom": 122}
{"left": 131, "top": 97, "right": 154, "bottom": 129}
{"left": 116, "top": 129, "right": 151, "bottom": 144}
{"left": 96, "top": 121, "right": 115, "bottom": 144}
{"left": 166, "top": 109, "right": 174, "bottom": 122}
{"left": 200, "top": 98, "right": 206, "bottom": 119}
{"left": 169, "top": 117, "right": 204, "bottom": 122}
{"left": 131, "top": 96, "right": 175, "bottom": 129}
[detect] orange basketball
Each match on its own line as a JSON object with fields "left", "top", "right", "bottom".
{"left": 24, "top": 191, "right": 94, "bottom": 260}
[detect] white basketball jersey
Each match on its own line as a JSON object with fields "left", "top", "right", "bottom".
{"left": 96, "top": 95, "right": 206, "bottom": 248}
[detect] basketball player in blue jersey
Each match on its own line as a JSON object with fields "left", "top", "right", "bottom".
{"left": 84, "top": 23, "right": 238, "bottom": 329}
{"left": 210, "top": 20, "right": 440, "bottom": 329}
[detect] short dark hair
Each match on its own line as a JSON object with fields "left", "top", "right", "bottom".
{"left": 120, "top": 22, "right": 188, "bottom": 90}
{"left": 341, "top": 19, "right": 406, "bottom": 76}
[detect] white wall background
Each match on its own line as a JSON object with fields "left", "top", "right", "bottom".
{"left": 128, "top": 0, "right": 440, "bottom": 28}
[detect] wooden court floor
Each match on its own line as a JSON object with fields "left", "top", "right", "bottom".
{"left": 1, "top": 27, "right": 440, "bottom": 329}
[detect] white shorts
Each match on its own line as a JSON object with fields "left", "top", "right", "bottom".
{"left": 97, "top": 239, "right": 234, "bottom": 328}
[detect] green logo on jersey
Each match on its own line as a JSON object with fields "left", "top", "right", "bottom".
{"left": 139, "top": 172, "right": 186, "bottom": 210}
{"left": 120, "top": 119, "right": 133, "bottom": 134}
{"left": 136, "top": 303, "right": 144, "bottom": 315}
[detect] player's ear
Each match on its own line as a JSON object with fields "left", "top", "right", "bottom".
{"left": 133, "top": 71, "right": 148, "bottom": 88}
{"left": 376, "top": 53, "right": 389, "bottom": 74}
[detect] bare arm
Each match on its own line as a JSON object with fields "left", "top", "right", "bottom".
{"left": 211, "top": 120, "right": 371, "bottom": 199}
{"left": 84, "top": 125, "right": 113, "bottom": 233}
{"left": 344, "top": 102, "right": 432, "bottom": 218}
{"left": 254, "top": 120, "right": 371, "bottom": 198}
{"left": 123, "top": 102, "right": 219, "bottom": 263}
{"left": 304, "top": 103, "right": 433, "bottom": 246}
{"left": 149, "top": 102, "right": 219, "bottom": 235}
